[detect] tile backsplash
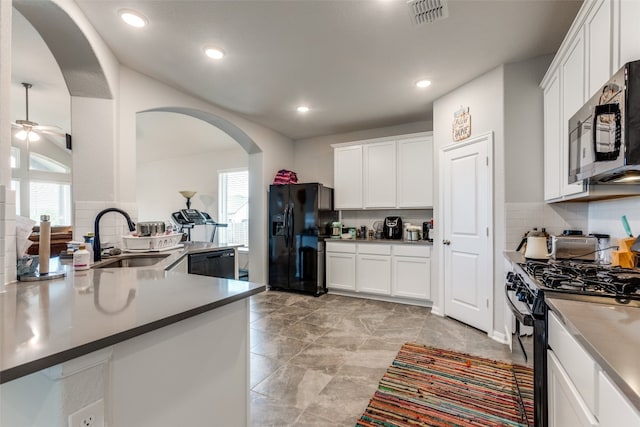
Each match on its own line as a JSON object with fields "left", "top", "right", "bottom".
{"left": 505, "top": 202, "right": 589, "bottom": 251}
{"left": 338, "top": 209, "right": 433, "bottom": 233}
{"left": 588, "top": 196, "right": 640, "bottom": 243}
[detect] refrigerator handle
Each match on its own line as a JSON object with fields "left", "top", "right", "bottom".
{"left": 288, "top": 207, "right": 294, "bottom": 248}
{"left": 283, "top": 206, "right": 289, "bottom": 248}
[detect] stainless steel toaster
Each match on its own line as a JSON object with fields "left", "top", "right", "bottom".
{"left": 551, "top": 235, "right": 598, "bottom": 261}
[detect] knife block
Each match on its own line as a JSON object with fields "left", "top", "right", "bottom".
{"left": 611, "top": 237, "right": 637, "bottom": 268}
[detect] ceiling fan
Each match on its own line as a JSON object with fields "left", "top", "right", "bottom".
{"left": 12, "top": 82, "right": 71, "bottom": 148}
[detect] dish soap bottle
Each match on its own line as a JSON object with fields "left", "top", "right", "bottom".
{"left": 73, "top": 245, "right": 91, "bottom": 271}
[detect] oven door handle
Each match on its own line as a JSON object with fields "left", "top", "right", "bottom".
{"left": 504, "top": 286, "right": 534, "bottom": 326}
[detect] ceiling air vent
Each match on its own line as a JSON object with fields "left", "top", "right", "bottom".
{"left": 407, "top": 0, "right": 449, "bottom": 25}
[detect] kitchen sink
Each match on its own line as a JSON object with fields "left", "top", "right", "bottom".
{"left": 93, "top": 254, "right": 171, "bottom": 269}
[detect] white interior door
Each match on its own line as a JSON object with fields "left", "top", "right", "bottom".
{"left": 441, "top": 133, "right": 493, "bottom": 332}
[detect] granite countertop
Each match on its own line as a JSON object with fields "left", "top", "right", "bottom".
{"left": 546, "top": 298, "right": 640, "bottom": 411}
{"left": 326, "top": 238, "right": 433, "bottom": 245}
{"left": 0, "top": 243, "right": 264, "bottom": 384}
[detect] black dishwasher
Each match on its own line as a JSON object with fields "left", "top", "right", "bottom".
{"left": 188, "top": 249, "right": 236, "bottom": 279}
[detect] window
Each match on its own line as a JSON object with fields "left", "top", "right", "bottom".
{"left": 218, "top": 169, "right": 249, "bottom": 247}
{"left": 10, "top": 147, "right": 20, "bottom": 169}
{"left": 29, "top": 181, "right": 72, "bottom": 225}
{"left": 30, "top": 152, "right": 70, "bottom": 173}
{"left": 11, "top": 179, "right": 20, "bottom": 215}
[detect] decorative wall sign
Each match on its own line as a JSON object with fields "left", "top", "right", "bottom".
{"left": 452, "top": 106, "right": 471, "bottom": 141}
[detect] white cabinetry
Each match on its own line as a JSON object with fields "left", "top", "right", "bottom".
{"left": 333, "top": 146, "right": 363, "bottom": 209}
{"left": 547, "top": 351, "right": 598, "bottom": 427}
{"left": 397, "top": 137, "right": 433, "bottom": 208}
{"left": 544, "top": 71, "right": 562, "bottom": 200}
{"left": 615, "top": 0, "right": 640, "bottom": 69}
{"left": 326, "top": 242, "right": 356, "bottom": 291}
{"left": 363, "top": 142, "right": 396, "bottom": 208}
{"left": 598, "top": 371, "right": 640, "bottom": 426}
{"left": 541, "top": 0, "right": 640, "bottom": 202}
{"left": 559, "top": 31, "right": 587, "bottom": 199}
{"left": 547, "top": 311, "right": 598, "bottom": 427}
{"left": 585, "top": 0, "right": 612, "bottom": 95}
{"left": 332, "top": 132, "right": 433, "bottom": 209}
{"left": 392, "top": 245, "right": 431, "bottom": 299}
{"left": 326, "top": 241, "right": 431, "bottom": 303}
{"left": 356, "top": 244, "right": 391, "bottom": 294}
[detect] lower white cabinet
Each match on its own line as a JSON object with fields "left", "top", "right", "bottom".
{"left": 392, "top": 245, "right": 431, "bottom": 299}
{"left": 357, "top": 254, "right": 391, "bottom": 294}
{"left": 326, "top": 241, "right": 431, "bottom": 302}
{"left": 598, "top": 371, "right": 640, "bottom": 427}
{"left": 547, "top": 350, "right": 598, "bottom": 427}
{"left": 326, "top": 243, "right": 356, "bottom": 291}
{"left": 548, "top": 309, "right": 640, "bottom": 427}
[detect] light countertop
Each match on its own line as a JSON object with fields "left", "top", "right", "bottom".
{"left": 546, "top": 298, "right": 640, "bottom": 411}
{"left": 326, "top": 238, "right": 433, "bottom": 245}
{"left": 0, "top": 243, "right": 264, "bottom": 384}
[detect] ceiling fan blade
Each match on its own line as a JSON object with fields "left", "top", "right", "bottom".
{"left": 34, "top": 124, "right": 68, "bottom": 137}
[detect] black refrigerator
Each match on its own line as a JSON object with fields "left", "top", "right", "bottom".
{"left": 268, "top": 183, "right": 337, "bottom": 296}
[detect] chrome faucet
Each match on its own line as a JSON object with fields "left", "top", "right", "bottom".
{"left": 93, "top": 208, "right": 136, "bottom": 262}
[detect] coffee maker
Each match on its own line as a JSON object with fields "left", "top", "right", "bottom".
{"left": 383, "top": 216, "right": 403, "bottom": 239}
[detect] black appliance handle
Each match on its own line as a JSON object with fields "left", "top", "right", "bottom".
{"left": 283, "top": 206, "right": 289, "bottom": 248}
{"left": 593, "top": 103, "right": 621, "bottom": 161}
{"left": 504, "top": 285, "right": 534, "bottom": 326}
{"left": 288, "top": 206, "right": 294, "bottom": 248}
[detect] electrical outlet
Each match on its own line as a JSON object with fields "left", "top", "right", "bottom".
{"left": 68, "top": 399, "right": 104, "bottom": 427}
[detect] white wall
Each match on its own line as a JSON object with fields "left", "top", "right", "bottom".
{"left": 0, "top": 1, "right": 14, "bottom": 285}
{"left": 433, "top": 65, "right": 505, "bottom": 334}
{"left": 136, "top": 147, "right": 247, "bottom": 224}
{"left": 504, "top": 56, "right": 552, "bottom": 203}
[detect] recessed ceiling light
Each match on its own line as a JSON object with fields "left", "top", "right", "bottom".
{"left": 119, "top": 9, "right": 148, "bottom": 28}
{"left": 204, "top": 46, "right": 225, "bottom": 60}
{"left": 297, "top": 106, "right": 310, "bottom": 113}
{"left": 416, "top": 79, "right": 432, "bottom": 88}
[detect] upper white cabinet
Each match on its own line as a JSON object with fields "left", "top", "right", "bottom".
{"left": 543, "top": 71, "right": 562, "bottom": 200}
{"left": 585, "top": 0, "right": 613, "bottom": 95}
{"left": 334, "top": 145, "right": 363, "bottom": 209}
{"left": 397, "top": 137, "right": 434, "bottom": 208}
{"left": 614, "top": 0, "right": 640, "bottom": 70}
{"left": 559, "top": 31, "right": 587, "bottom": 198}
{"left": 333, "top": 132, "right": 433, "bottom": 209}
{"left": 541, "top": 0, "right": 640, "bottom": 202}
{"left": 363, "top": 141, "right": 396, "bottom": 208}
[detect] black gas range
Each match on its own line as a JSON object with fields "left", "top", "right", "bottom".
{"left": 505, "top": 258, "right": 640, "bottom": 427}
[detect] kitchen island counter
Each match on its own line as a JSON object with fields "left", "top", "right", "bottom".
{"left": 0, "top": 257, "right": 263, "bottom": 384}
{"left": 546, "top": 297, "right": 640, "bottom": 412}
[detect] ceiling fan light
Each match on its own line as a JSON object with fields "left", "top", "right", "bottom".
{"left": 119, "top": 9, "right": 148, "bottom": 28}
{"left": 15, "top": 130, "right": 28, "bottom": 140}
{"left": 28, "top": 132, "right": 40, "bottom": 142}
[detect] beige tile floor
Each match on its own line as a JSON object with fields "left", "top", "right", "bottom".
{"left": 249, "top": 290, "right": 532, "bottom": 427}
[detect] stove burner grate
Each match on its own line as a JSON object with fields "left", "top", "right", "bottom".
{"left": 522, "top": 260, "right": 640, "bottom": 298}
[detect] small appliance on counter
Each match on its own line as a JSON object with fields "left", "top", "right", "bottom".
{"left": 383, "top": 216, "right": 403, "bottom": 240}
{"left": 550, "top": 235, "right": 598, "bottom": 261}
{"left": 422, "top": 220, "right": 433, "bottom": 241}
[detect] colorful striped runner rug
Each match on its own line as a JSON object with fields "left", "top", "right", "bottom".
{"left": 357, "top": 343, "right": 534, "bottom": 427}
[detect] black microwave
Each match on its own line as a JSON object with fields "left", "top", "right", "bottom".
{"left": 568, "top": 60, "right": 640, "bottom": 184}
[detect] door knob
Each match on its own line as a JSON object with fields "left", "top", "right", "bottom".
{"left": 443, "top": 240, "right": 451, "bottom": 245}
